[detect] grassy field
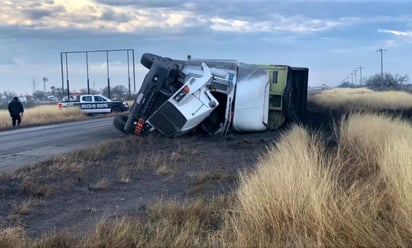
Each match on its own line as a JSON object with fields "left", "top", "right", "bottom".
{"left": 309, "top": 87, "right": 412, "bottom": 111}
{"left": 1, "top": 111, "right": 412, "bottom": 247}
{"left": 0, "top": 105, "right": 87, "bottom": 129}
{"left": 1, "top": 88, "right": 412, "bottom": 247}
{"left": 223, "top": 113, "right": 412, "bottom": 247}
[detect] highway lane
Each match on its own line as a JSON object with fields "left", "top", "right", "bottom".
{"left": 0, "top": 117, "right": 124, "bottom": 172}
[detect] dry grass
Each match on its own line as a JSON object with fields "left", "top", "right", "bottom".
{"left": 19, "top": 177, "right": 56, "bottom": 197}
{"left": 2, "top": 112, "right": 412, "bottom": 247}
{"left": 0, "top": 227, "right": 26, "bottom": 248}
{"left": 30, "top": 231, "right": 79, "bottom": 248}
{"left": 80, "top": 198, "right": 226, "bottom": 248}
{"left": 12, "top": 199, "right": 39, "bottom": 216}
{"left": 309, "top": 87, "right": 412, "bottom": 111}
{"left": 0, "top": 198, "right": 227, "bottom": 248}
{"left": 222, "top": 113, "right": 412, "bottom": 247}
{"left": 0, "top": 104, "right": 85, "bottom": 129}
{"left": 187, "top": 169, "right": 238, "bottom": 196}
{"left": 89, "top": 178, "right": 110, "bottom": 191}
{"left": 222, "top": 126, "right": 337, "bottom": 247}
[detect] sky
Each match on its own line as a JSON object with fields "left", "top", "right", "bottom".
{"left": 1, "top": 0, "right": 412, "bottom": 95}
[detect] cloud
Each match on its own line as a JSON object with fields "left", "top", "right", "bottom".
{"left": 95, "top": 0, "right": 188, "bottom": 8}
{"left": 210, "top": 15, "right": 356, "bottom": 34}
{"left": 0, "top": 0, "right": 368, "bottom": 38}
{"left": 378, "top": 29, "right": 412, "bottom": 37}
{"left": 377, "top": 29, "right": 412, "bottom": 48}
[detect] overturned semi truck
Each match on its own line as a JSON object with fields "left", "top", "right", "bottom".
{"left": 113, "top": 53, "right": 308, "bottom": 137}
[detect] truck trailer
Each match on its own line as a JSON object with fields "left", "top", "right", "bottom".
{"left": 113, "top": 53, "right": 308, "bottom": 137}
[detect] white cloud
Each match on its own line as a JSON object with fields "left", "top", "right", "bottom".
{"left": 377, "top": 29, "right": 412, "bottom": 48}
{"left": 378, "top": 29, "right": 412, "bottom": 37}
{"left": 0, "top": 0, "right": 200, "bottom": 34}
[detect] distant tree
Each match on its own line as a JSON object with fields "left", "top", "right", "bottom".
{"left": 80, "top": 88, "right": 99, "bottom": 95}
{"left": 2, "top": 91, "right": 17, "bottom": 101}
{"left": 50, "top": 86, "right": 56, "bottom": 96}
{"left": 338, "top": 81, "right": 353, "bottom": 88}
{"left": 33, "top": 90, "right": 46, "bottom": 101}
{"left": 80, "top": 88, "right": 89, "bottom": 94}
{"left": 54, "top": 87, "right": 66, "bottom": 100}
{"left": 102, "top": 85, "right": 128, "bottom": 99}
{"left": 365, "top": 73, "right": 409, "bottom": 89}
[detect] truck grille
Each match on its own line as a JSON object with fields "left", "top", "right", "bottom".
{"left": 149, "top": 102, "right": 187, "bottom": 137}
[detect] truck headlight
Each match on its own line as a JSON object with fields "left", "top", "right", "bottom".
{"left": 209, "top": 101, "right": 217, "bottom": 108}
{"left": 173, "top": 85, "right": 190, "bottom": 102}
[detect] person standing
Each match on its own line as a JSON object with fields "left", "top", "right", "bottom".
{"left": 8, "top": 96, "right": 24, "bottom": 127}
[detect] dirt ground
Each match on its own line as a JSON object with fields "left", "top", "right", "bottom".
{"left": 0, "top": 104, "right": 336, "bottom": 238}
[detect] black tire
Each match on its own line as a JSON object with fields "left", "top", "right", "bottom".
{"left": 111, "top": 106, "right": 122, "bottom": 113}
{"left": 113, "top": 115, "right": 128, "bottom": 134}
{"left": 141, "top": 53, "right": 162, "bottom": 69}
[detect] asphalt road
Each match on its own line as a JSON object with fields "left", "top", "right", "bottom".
{"left": 0, "top": 117, "right": 123, "bottom": 172}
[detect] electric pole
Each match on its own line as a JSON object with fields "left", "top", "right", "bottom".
{"left": 351, "top": 72, "right": 354, "bottom": 86}
{"left": 377, "top": 48, "right": 386, "bottom": 78}
{"left": 32, "top": 77, "right": 36, "bottom": 94}
{"left": 353, "top": 69, "right": 357, "bottom": 85}
{"left": 358, "top": 65, "right": 363, "bottom": 86}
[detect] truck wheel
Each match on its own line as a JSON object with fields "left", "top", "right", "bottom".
{"left": 111, "top": 106, "right": 122, "bottom": 113}
{"left": 141, "top": 53, "right": 162, "bottom": 69}
{"left": 113, "top": 115, "right": 128, "bottom": 134}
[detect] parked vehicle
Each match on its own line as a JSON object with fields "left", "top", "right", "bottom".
{"left": 113, "top": 53, "right": 308, "bottom": 137}
{"left": 58, "top": 94, "right": 129, "bottom": 114}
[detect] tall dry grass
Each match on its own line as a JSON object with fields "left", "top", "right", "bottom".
{"left": 309, "top": 87, "right": 412, "bottom": 111}
{"left": 222, "top": 126, "right": 338, "bottom": 247}
{"left": 0, "top": 105, "right": 85, "bottom": 129}
{"left": 81, "top": 198, "right": 226, "bottom": 248}
{"left": 0, "top": 198, "right": 226, "bottom": 248}
{"left": 2, "top": 113, "right": 412, "bottom": 247}
{"left": 222, "top": 113, "right": 412, "bottom": 247}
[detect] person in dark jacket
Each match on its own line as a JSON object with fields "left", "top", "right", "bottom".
{"left": 8, "top": 96, "right": 24, "bottom": 127}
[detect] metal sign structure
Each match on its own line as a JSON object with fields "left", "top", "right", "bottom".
{"left": 60, "top": 49, "right": 136, "bottom": 99}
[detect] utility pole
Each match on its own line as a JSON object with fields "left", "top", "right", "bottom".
{"left": 358, "top": 65, "right": 363, "bottom": 86}
{"left": 351, "top": 72, "right": 354, "bottom": 86}
{"left": 377, "top": 48, "right": 386, "bottom": 83}
{"left": 353, "top": 69, "right": 357, "bottom": 85}
{"left": 32, "top": 77, "right": 36, "bottom": 94}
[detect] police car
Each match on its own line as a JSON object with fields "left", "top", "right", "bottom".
{"left": 59, "top": 94, "right": 129, "bottom": 114}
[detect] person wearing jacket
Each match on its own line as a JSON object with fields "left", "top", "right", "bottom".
{"left": 8, "top": 96, "right": 24, "bottom": 127}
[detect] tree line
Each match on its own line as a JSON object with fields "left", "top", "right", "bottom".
{"left": 31, "top": 84, "right": 132, "bottom": 101}
{"left": 339, "top": 73, "right": 409, "bottom": 90}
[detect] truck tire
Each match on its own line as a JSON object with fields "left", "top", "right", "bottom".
{"left": 141, "top": 53, "right": 162, "bottom": 69}
{"left": 113, "top": 115, "right": 128, "bottom": 134}
{"left": 111, "top": 106, "right": 122, "bottom": 113}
